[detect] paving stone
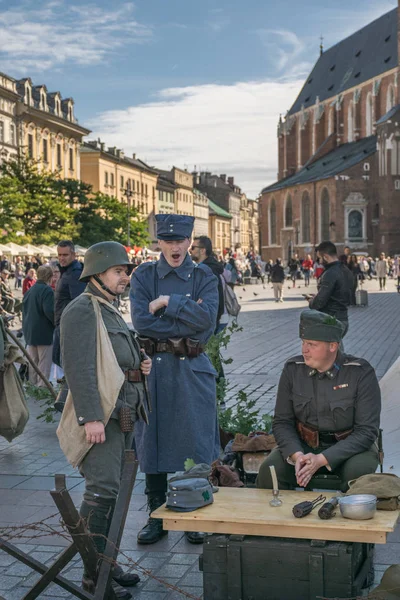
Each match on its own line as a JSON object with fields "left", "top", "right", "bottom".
{"left": 142, "top": 576, "right": 179, "bottom": 593}
{"left": 169, "top": 553, "right": 199, "bottom": 565}
{"left": 3, "top": 561, "right": 33, "bottom": 577}
{"left": 166, "top": 586, "right": 203, "bottom": 600}
{"left": 155, "top": 563, "right": 191, "bottom": 579}
{"left": 0, "top": 574, "right": 22, "bottom": 590}
{"left": 0, "top": 552, "right": 17, "bottom": 567}
{"left": 179, "top": 570, "right": 203, "bottom": 587}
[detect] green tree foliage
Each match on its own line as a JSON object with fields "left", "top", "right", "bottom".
{"left": 0, "top": 155, "right": 150, "bottom": 246}
{"left": 0, "top": 155, "right": 76, "bottom": 243}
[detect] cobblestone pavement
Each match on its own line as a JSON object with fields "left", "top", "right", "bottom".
{"left": 0, "top": 278, "right": 399, "bottom": 599}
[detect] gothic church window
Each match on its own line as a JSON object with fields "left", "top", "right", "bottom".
{"left": 347, "top": 101, "right": 354, "bottom": 142}
{"left": 285, "top": 194, "right": 293, "bottom": 227}
{"left": 301, "top": 192, "right": 311, "bottom": 243}
{"left": 270, "top": 198, "right": 277, "bottom": 245}
{"left": 366, "top": 93, "right": 373, "bottom": 136}
{"left": 320, "top": 188, "right": 330, "bottom": 241}
{"left": 386, "top": 84, "right": 395, "bottom": 113}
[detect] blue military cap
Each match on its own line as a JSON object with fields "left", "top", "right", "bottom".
{"left": 299, "top": 309, "right": 345, "bottom": 343}
{"left": 166, "top": 477, "right": 214, "bottom": 512}
{"left": 156, "top": 214, "right": 195, "bottom": 240}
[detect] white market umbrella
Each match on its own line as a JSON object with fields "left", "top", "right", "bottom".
{"left": 23, "top": 243, "right": 43, "bottom": 255}
{"left": 74, "top": 245, "right": 88, "bottom": 256}
{"left": 4, "top": 242, "right": 28, "bottom": 256}
{"left": 37, "top": 244, "right": 58, "bottom": 257}
{"left": 0, "top": 243, "right": 11, "bottom": 254}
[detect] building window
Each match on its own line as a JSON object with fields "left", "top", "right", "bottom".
{"left": 285, "top": 194, "right": 293, "bottom": 227}
{"left": 10, "top": 123, "right": 16, "bottom": 146}
{"left": 0, "top": 121, "right": 4, "bottom": 142}
{"left": 43, "top": 138, "right": 48, "bottom": 163}
{"left": 69, "top": 148, "right": 73, "bottom": 170}
{"left": 26, "top": 87, "right": 31, "bottom": 106}
{"left": 105, "top": 171, "right": 109, "bottom": 185}
{"left": 270, "top": 198, "right": 277, "bottom": 245}
{"left": 348, "top": 210, "right": 363, "bottom": 240}
{"left": 374, "top": 202, "right": 380, "bottom": 220}
{"left": 141, "top": 182, "right": 144, "bottom": 195}
{"left": 145, "top": 183, "right": 148, "bottom": 196}
{"left": 57, "top": 144, "right": 62, "bottom": 167}
{"left": 386, "top": 84, "right": 395, "bottom": 113}
{"left": 301, "top": 192, "right": 311, "bottom": 243}
{"left": 320, "top": 188, "right": 330, "bottom": 241}
{"left": 366, "top": 93, "right": 373, "bottom": 136}
{"left": 328, "top": 108, "right": 334, "bottom": 136}
{"left": 120, "top": 175, "right": 124, "bottom": 189}
{"left": 110, "top": 172, "right": 114, "bottom": 187}
{"left": 28, "top": 134, "right": 34, "bottom": 158}
{"left": 347, "top": 101, "right": 354, "bottom": 142}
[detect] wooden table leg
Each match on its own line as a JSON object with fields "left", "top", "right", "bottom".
{"left": 94, "top": 450, "right": 138, "bottom": 600}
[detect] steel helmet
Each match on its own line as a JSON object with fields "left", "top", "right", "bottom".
{"left": 80, "top": 241, "right": 133, "bottom": 282}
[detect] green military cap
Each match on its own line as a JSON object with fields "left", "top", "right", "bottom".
{"left": 299, "top": 309, "right": 345, "bottom": 342}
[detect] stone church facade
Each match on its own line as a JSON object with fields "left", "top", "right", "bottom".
{"left": 260, "top": 4, "right": 400, "bottom": 261}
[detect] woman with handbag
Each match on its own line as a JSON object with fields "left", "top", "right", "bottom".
{"left": 59, "top": 241, "right": 151, "bottom": 600}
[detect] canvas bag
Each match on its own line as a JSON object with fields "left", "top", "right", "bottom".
{"left": 56, "top": 294, "right": 124, "bottom": 468}
{"left": 220, "top": 275, "right": 241, "bottom": 317}
{"left": 0, "top": 318, "right": 29, "bottom": 442}
{"left": 346, "top": 473, "right": 400, "bottom": 510}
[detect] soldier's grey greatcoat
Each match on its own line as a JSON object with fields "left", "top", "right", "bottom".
{"left": 130, "top": 253, "right": 220, "bottom": 474}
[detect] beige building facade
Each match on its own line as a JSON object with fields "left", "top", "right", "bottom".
{"left": 0, "top": 72, "right": 19, "bottom": 165}
{"left": 193, "top": 188, "right": 209, "bottom": 237}
{"left": 80, "top": 140, "right": 159, "bottom": 242}
{"left": 208, "top": 199, "right": 232, "bottom": 255}
{"left": 16, "top": 77, "right": 89, "bottom": 178}
{"left": 158, "top": 167, "right": 194, "bottom": 215}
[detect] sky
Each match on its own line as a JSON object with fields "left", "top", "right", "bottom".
{"left": 0, "top": 0, "right": 397, "bottom": 197}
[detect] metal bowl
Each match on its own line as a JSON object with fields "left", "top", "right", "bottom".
{"left": 339, "top": 494, "right": 377, "bottom": 520}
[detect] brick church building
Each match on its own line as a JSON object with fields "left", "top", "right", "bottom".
{"left": 260, "top": 4, "right": 400, "bottom": 262}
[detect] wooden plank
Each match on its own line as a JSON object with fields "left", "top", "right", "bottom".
{"left": 153, "top": 488, "right": 399, "bottom": 545}
{"left": 161, "top": 518, "right": 387, "bottom": 544}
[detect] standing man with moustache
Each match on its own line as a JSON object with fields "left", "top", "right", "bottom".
{"left": 130, "top": 214, "right": 220, "bottom": 545}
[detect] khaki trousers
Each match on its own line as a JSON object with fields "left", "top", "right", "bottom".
{"left": 27, "top": 345, "right": 53, "bottom": 387}
{"left": 256, "top": 445, "right": 379, "bottom": 493}
{"left": 272, "top": 283, "right": 283, "bottom": 301}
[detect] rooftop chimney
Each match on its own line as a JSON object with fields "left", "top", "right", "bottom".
{"left": 132, "top": 153, "right": 137, "bottom": 160}
{"left": 228, "top": 176, "right": 234, "bottom": 186}
{"left": 220, "top": 174, "right": 226, "bottom": 182}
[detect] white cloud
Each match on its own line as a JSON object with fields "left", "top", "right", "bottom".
{"left": 0, "top": 1, "right": 152, "bottom": 73}
{"left": 88, "top": 79, "right": 304, "bottom": 198}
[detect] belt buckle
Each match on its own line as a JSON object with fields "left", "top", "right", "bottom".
{"left": 158, "top": 342, "right": 168, "bottom": 353}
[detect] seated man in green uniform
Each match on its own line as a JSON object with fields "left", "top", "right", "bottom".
{"left": 257, "top": 309, "right": 381, "bottom": 492}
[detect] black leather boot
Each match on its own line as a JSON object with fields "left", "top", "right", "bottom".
{"left": 185, "top": 531, "right": 206, "bottom": 544}
{"left": 137, "top": 494, "right": 168, "bottom": 545}
{"left": 80, "top": 499, "right": 136, "bottom": 598}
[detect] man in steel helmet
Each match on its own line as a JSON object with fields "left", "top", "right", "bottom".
{"left": 60, "top": 241, "right": 151, "bottom": 600}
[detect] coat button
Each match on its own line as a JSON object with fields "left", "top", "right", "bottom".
{"left": 78, "top": 417, "right": 84, "bottom": 422}
{"left": 188, "top": 274, "right": 191, "bottom": 278}
{"left": 156, "top": 357, "right": 161, "bottom": 362}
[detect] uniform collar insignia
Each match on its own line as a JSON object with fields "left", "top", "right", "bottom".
{"left": 157, "top": 253, "right": 195, "bottom": 280}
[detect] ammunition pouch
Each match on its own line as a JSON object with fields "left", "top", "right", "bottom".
{"left": 296, "top": 420, "right": 353, "bottom": 449}
{"left": 138, "top": 337, "right": 205, "bottom": 359}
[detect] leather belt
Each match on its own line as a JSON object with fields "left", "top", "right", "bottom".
{"left": 124, "top": 369, "right": 142, "bottom": 383}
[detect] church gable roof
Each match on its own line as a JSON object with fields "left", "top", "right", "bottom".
{"left": 288, "top": 8, "right": 397, "bottom": 116}
{"left": 262, "top": 135, "right": 376, "bottom": 193}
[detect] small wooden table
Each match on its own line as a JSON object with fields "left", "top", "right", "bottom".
{"left": 153, "top": 488, "right": 399, "bottom": 544}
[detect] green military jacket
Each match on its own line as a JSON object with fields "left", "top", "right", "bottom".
{"left": 60, "top": 283, "right": 146, "bottom": 426}
{"left": 273, "top": 351, "right": 381, "bottom": 470}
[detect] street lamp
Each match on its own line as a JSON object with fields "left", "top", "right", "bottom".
{"left": 124, "top": 186, "right": 133, "bottom": 247}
